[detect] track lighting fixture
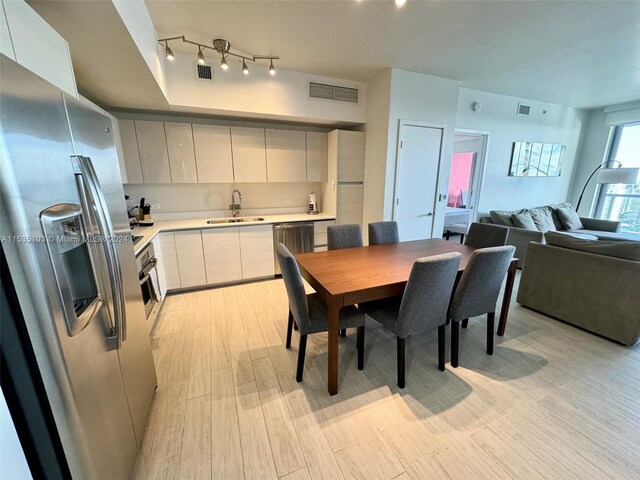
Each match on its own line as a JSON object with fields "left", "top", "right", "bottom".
{"left": 158, "top": 35, "right": 278, "bottom": 75}
{"left": 164, "top": 42, "right": 174, "bottom": 61}
{"left": 395, "top": 0, "right": 407, "bottom": 7}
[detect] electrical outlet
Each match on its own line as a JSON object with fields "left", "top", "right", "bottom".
{"left": 284, "top": 198, "right": 293, "bottom": 206}
{"left": 151, "top": 203, "right": 160, "bottom": 210}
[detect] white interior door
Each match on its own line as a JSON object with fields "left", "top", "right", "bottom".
{"left": 394, "top": 124, "right": 444, "bottom": 241}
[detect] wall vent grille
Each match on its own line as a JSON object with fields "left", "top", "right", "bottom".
{"left": 196, "top": 64, "right": 213, "bottom": 81}
{"left": 309, "top": 82, "right": 359, "bottom": 103}
{"left": 517, "top": 103, "right": 531, "bottom": 115}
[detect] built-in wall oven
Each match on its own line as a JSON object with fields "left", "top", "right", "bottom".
{"left": 136, "top": 243, "right": 157, "bottom": 319}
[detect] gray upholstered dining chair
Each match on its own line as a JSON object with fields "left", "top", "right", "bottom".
{"left": 368, "top": 221, "right": 400, "bottom": 246}
{"left": 327, "top": 224, "right": 363, "bottom": 250}
{"left": 327, "top": 224, "right": 364, "bottom": 336}
{"left": 464, "top": 222, "right": 509, "bottom": 249}
{"left": 359, "top": 252, "right": 462, "bottom": 388}
{"left": 276, "top": 243, "right": 366, "bottom": 382}
{"left": 448, "top": 245, "right": 515, "bottom": 368}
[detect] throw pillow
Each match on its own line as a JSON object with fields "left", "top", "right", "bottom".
{"left": 489, "top": 210, "right": 515, "bottom": 226}
{"left": 557, "top": 206, "right": 584, "bottom": 230}
{"left": 549, "top": 202, "right": 572, "bottom": 230}
{"left": 530, "top": 208, "right": 557, "bottom": 232}
{"left": 511, "top": 211, "right": 537, "bottom": 230}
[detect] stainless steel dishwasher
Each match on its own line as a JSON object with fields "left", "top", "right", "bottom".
{"left": 273, "top": 222, "right": 314, "bottom": 274}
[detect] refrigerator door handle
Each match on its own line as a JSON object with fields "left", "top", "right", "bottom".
{"left": 72, "top": 155, "right": 126, "bottom": 349}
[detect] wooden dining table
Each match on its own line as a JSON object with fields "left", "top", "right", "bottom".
{"left": 295, "top": 238, "right": 518, "bottom": 395}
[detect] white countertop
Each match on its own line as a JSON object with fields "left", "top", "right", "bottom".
{"left": 131, "top": 213, "right": 335, "bottom": 256}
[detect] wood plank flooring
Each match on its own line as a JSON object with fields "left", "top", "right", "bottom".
{"left": 133, "top": 273, "right": 640, "bottom": 480}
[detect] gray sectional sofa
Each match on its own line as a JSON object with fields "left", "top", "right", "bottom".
{"left": 517, "top": 232, "right": 640, "bottom": 346}
{"left": 478, "top": 203, "right": 636, "bottom": 267}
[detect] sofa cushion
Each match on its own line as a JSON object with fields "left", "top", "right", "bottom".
{"left": 558, "top": 232, "right": 599, "bottom": 241}
{"left": 530, "top": 208, "right": 557, "bottom": 232}
{"left": 490, "top": 210, "right": 515, "bottom": 226}
{"left": 557, "top": 206, "right": 583, "bottom": 230}
{"left": 511, "top": 211, "right": 537, "bottom": 230}
{"left": 548, "top": 202, "right": 572, "bottom": 230}
{"left": 545, "top": 231, "right": 640, "bottom": 261}
{"left": 568, "top": 229, "right": 640, "bottom": 243}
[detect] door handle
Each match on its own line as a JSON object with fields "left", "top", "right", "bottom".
{"left": 417, "top": 212, "right": 434, "bottom": 217}
{"left": 73, "top": 155, "right": 126, "bottom": 350}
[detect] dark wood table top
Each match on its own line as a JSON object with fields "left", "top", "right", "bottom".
{"left": 295, "top": 238, "right": 479, "bottom": 298}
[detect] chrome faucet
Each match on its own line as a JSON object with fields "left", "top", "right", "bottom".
{"left": 230, "top": 189, "right": 242, "bottom": 217}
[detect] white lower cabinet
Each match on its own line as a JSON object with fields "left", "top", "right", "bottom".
{"left": 239, "top": 225, "right": 275, "bottom": 279}
{"left": 159, "top": 232, "right": 181, "bottom": 290}
{"left": 151, "top": 235, "right": 168, "bottom": 299}
{"left": 202, "top": 227, "right": 243, "bottom": 285}
{"left": 174, "top": 230, "right": 207, "bottom": 288}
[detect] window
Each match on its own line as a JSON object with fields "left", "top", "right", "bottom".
{"left": 595, "top": 122, "right": 640, "bottom": 233}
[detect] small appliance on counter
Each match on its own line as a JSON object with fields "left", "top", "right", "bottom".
{"left": 307, "top": 191, "right": 319, "bottom": 215}
{"left": 137, "top": 197, "right": 154, "bottom": 226}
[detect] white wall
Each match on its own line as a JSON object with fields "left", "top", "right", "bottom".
{"left": 0, "top": 392, "right": 32, "bottom": 480}
{"left": 163, "top": 51, "right": 366, "bottom": 125}
{"left": 362, "top": 70, "right": 391, "bottom": 242}
{"left": 362, "top": 69, "right": 460, "bottom": 239}
{"left": 567, "top": 108, "right": 612, "bottom": 216}
{"left": 112, "top": 0, "right": 168, "bottom": 98}
{"left": 455, "top": 87, "right": 588, "bottom": 214}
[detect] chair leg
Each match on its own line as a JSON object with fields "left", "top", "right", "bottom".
{"left": 397, "top": 337, "right": 406, "bottom": 388}
{"left": 296, "top": 335, "right": 308, "bottom": 382}
{"left": 357, "top": 326, "right": 365, "bottom": 370}
{"left": 487, "top": 312, "right": 495, "bottom": 356}
{"left": 438, "top": 324, "right": 445, "bottom": 371}
{"left": 461, "top": 318, "right": 469, "bottom": 329}
{"left": 340, "top": 329, "right": 347, "bottom": 337}
{"left": 451, "top": 321, "right": 460, "bottom": 368}
{"left": 286, "top": 310, "right": 293, "bottom": 349}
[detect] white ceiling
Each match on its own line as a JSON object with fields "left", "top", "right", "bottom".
{"left": 147, "top": 0, "right": 640, "bottom": 109}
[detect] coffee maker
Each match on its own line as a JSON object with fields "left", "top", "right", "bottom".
{"left": 307, "top": 191, "right": 319, "bottom": 215}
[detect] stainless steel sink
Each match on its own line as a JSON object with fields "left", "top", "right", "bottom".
{"left": 206, "top": 217, "right": 265, "bottom": 224}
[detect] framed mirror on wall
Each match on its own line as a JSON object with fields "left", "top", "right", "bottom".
{"left": 509, "top": 141, "right": 566, "bottom": 177}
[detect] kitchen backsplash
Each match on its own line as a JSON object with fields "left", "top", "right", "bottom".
{"left": 123, "top": 182, "right": 324, "bottom": 220}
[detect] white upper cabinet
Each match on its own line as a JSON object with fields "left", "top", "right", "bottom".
{"left": 239, "top": 225, "right": 275, "bottom": 279}
{"left": 335, "top": 130, "right": 365, "bottom": 182}
{"left": 193, "top": 124, "right": 234, "bottom": 183}
{"left": 165, "top": 122, "right": 197, "bottom": 183}
{"left": 118, "top": 119, "right": 143, "bottom": 184}
{"left": 265, "top": 129, "right": 306, "bottom": 182}
{"left": 230, "top": 126, "right": 267, "bottom": 183}
{"left": 306, "top": 132, "right": 328, "bottom": 182}
{"left": 0, "top": 3, "right": 15, "bottom": 60}
{"left": 202, "top": 227, "right": 242, "bottom": 285}
{"left": 135, "top": 121, "right": 171, "bottom": 184}
{"left": 3, "top": 0, "right": 76, "bottom": 97}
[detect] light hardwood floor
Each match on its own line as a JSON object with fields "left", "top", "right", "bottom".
{"left": 133, "top": 273, "right": 640, "bottom": 480}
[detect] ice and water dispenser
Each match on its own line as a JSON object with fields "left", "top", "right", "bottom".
{"left": 40, "top": 203, "right": 104, "bottom": 336}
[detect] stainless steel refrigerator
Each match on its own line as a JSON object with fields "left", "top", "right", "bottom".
{"left": 0, "top": 55, "right": 157, "bottom": 479}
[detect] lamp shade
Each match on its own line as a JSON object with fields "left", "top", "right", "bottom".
{"left": 596, "top": 167, "right": 640, "bottom": 184}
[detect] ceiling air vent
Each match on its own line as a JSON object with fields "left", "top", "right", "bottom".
{"left": 309, "top": 82, "right": 359, "bottom": 103}
{"left": 517, "top": 103, "right": 531, "bottom": 116}
{"left": 196, "top": 64, "right": 213, "bottom": 81}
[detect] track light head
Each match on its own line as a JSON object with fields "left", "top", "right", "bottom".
{"left": 165, "top": 43, "right": 174, "bottom": 61}
{"left": 269, "top": 59, "right": 276, "bottom": 76}
{"left": 197, "top": 47, "right": 205, "bottom": 65}
{"left": 221, "top": 54, "right": 229, "bottom": 70}
{"left": 395, "top": 0, "right": 407, "bottom": 7}
{"left": 242, "top": 59, "right": 249, "bottom": 75}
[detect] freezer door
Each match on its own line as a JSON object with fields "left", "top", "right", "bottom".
{"left": 63, "top": 93, "right": 157, "bottom": 446}
{"left": 0, "top": 56, "right": 138, "bottom": 479}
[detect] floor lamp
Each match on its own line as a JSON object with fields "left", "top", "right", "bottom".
{"left": 576, "top": 161, "right": 640, "bottom": 212}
